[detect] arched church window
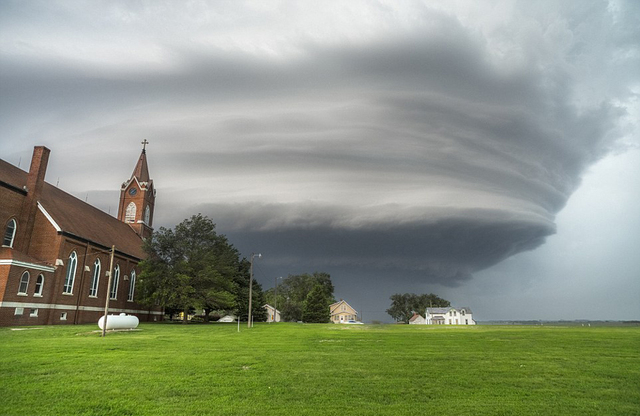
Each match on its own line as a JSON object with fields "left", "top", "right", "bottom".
{"left": 144, "top": 205, "right": 150, "bottom": 224}
{"left": 63, "top": 251, "right": 78, "bottom": 294}
{"left": 125, "top": 202, "right": 137, "bottom": 223}
{"left": 34, "top": 275, "right": 44, "bottom": 296}
{"left": 18, "top": 271, "right": 30, "bottom": 295}
{"left": 89, "top": 259, "right": 101, "bottom": 297}
{"left": 3, "top": 219, "right": 17, "bottom": 247}
{"left": 110, "top": 265, "right": 120, "bottom": 300}
{"left": 128, "top": 270, "right": 136, "bottom": 301}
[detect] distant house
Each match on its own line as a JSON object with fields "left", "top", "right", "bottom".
{"left": 408, "top": 313, "right": 426, "bottom": 325}
{"left": 329, "top": 299, "right": 358, "bottom": 323}
{"left": 425, "top": 307, "right": 475, "bottom": 325}
{"left": 263, "top": 304, "right": 281, "bottom": 322}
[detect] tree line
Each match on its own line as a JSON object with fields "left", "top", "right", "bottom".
{"left": 136, "top": 214, "right": 335, "bottom": 323}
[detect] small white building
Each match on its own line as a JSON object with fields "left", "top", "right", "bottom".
{"left": 263, "top": 304, "right": 281, "bottom": 322}
{"left": 408, "top": 313, "right": 426, "bottom": 324}
{"left": 425, "top": 307, "right": 475, "bottom": 325}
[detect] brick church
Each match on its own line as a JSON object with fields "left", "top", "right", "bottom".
{"left": 0, "top": 144, "right": 162, "bottom": 326}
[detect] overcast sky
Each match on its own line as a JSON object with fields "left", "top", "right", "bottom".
{"left": 1, "top": 0, "right": 638, "bottom": 322}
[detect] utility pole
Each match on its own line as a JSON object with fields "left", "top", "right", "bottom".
{"left": 101, "top": 245, "right": 115, "bottom": 338}
{"left": 247, "top": 253, "right": 261, "bottom": 328}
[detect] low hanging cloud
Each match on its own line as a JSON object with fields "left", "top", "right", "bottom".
{"left": 1, "top": 1, "right": 637, "bottom": 288}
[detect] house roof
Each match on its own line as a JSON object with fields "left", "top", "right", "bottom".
{"left": 409, "top": 313, "right": 424, "bottom": 322}
{"left": 1, "top": 157, "right": 146, "bottom": 260}
{"left": 427, "top": 307, "right": 452, "bottom": 314}
{"left": 427, "top": 307, "right": 473, "bottom": 314}
{"left": 263, "top": 304, "right": 280, "bottom": 313}
{"left": 329, "top": 299, "right": 357, "bottom": 315}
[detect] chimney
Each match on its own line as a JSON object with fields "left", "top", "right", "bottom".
{"left": 26, "top": 146, "right": 50, "bottom": 195}
{"left": 17, "top": 146, "right": 51, "bottom": 252}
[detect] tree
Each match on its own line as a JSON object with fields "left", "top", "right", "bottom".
{"left": 302, "top": 284, "right": 331, "bottom": 323}
{"left": 232, "top": 258, "right": 267, "bottom": 323}
{"left": 386, "top": 293, "right": 450, "bottom": 323}
{"left": 265, "top": 272, "right": 334, "bottom": 322}
{"left": 137, "top": 214, "right": 240, "bottom": 323}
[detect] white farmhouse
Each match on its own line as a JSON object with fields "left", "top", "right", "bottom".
{"left": 425, "top": 307, "right": 475, "bottom": 325}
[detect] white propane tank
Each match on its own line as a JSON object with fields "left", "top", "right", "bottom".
{"left": 98, "top": 313, "right": 139, "bottom": 330}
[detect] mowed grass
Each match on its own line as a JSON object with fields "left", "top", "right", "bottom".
{"left": 1, "top": 323, "right": 639, "bottom": 416}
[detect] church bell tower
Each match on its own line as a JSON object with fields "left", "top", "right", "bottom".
{"left": 118, "top": 140, "right": 155, "bottom": 239}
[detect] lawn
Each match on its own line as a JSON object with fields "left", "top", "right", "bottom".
{"left": 1, "top": 323, "right": 638, "bottom": 416}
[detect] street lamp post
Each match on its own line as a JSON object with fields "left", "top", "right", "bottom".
{"left": 248, "top": 253, "right": 261, "bottom": 328}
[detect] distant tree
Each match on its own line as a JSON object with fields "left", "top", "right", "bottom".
{"left": 386, "top": 293, "right": 450, "bottom": 323}
{"left": 267, "top": 272, "right": 334, "bottom": 322}
{"left": 302, "top": 284, "right": 331, "bottom": 323}
{"left": 137, "top": 214, "right": 239, "bottom": 323}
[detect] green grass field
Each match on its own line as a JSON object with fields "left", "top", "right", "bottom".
{"left": 1, "top": 323, "right": 639, "bottom": 416}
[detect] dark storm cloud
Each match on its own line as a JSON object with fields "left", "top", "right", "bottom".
{"left": 184, "top": 202, "right": 553, "bottom": 286}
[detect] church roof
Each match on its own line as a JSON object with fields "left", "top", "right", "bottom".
{"left": 131, "top": 149, "right": 151, "bottom": 183}
{"left": 0, "top": 157, "right": 146, "bottom": 260}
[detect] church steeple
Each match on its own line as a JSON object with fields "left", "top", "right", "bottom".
{"left": 117, "top": 140, "right": 156, "bottom": 239}
{"left": 131, "top": 139, "right": 150, "bottom": 182}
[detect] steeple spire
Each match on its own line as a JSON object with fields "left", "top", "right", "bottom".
{"left": 131, "top": 141, "right": 150, "bottom": 182}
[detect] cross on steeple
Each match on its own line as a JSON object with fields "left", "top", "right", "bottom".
{"left": 141, "top": 139, "right": 149, "bottom": 153}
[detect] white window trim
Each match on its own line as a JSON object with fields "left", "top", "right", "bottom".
{"left": 3, "top": 218, "right": 17, "bottom": 248}
{"left": 89, "top": 259, "right": 101, "bottom": 298}
{"left": 34, "top": 275, "right": 44, "bottom": 297}
{"left": 17, "top": 271, "right": 30, "bottom": 295}
{"left": 62, "top": 251, "right": 78, "bottom": 295}
{"left": 127, "top": 270, "right": 136, "bottom": 302}
{"left": 110, "top": 265, "right": 120, "bottom": 300}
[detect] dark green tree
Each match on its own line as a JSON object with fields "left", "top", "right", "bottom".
{"left": 302, "top": 284, "right": 331, "bottom": 323}
{"left": 137, "top": 214, "right": 239, "bottom": 323}
{"left": 386, "top": 293, "right": 450, "bottom": 323}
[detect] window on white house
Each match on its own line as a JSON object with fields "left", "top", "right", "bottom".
{"left": 89, "top": 259, "right": 100, "bottom": 297}
{"left": 110, "top": 265, "right": 120, "bottom": 299}
{"left": 18, "top": 271, "right": 29, "bottom": 295}
{"left": 34, "top": 275, "right": 44, "bottom": 296}
{"left": 3, "top": 219, "right": 17, "bottom": 247}
{"left": 127, "top": 270, "right": 136, "bottom": 301}
{"left": 125, "top": 202, "right": 136, "bottom": 223}
{"left": 63, "top": 251, "right": 77, "bottom": 294}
